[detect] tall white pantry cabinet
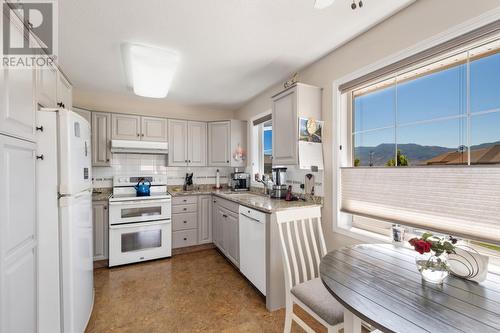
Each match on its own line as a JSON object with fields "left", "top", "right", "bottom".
{"left": 0, "top": 15, "right": 38, "bottom": 333}
{"left": 0, "top": 9, "right": 73, "bottom": 333}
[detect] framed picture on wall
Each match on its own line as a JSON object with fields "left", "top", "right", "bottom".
{"left": 299, "top": 117, "right": 323, "bottom": 143}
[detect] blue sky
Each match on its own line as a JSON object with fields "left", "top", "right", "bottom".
{"left": 354, "top": 52, "right": 500, "bottom": 149}
{"left": 264, "top": 129, "right": 272, "bottom": 155}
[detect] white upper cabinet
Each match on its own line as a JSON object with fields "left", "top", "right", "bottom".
{"left": 208, "top": 121, "right": 230, "bottom": 166}
{"left": 141, "top": 116, "right": 167, "bottom": 142}
{"left": 208, "top": 120, "right": 247, "bottom": 167}
{"left": 187, "top": 121, "right": 207, "bottom": 166}
{"left": 92, "top": 112, "right": 111, "bottom": 167}
{"left": 168, "top": 119, "right": 188, "bottom": 166}
{"left": 272, "top": 83, "right": 321, "bottom": 166}
{"left": 56, "top": 72, "right": 72, "bottom": 110}
{"left": 111, "top": 114, "right": 141, "bottom": 141}
{"left": 272, "top": 90, "right": 296, "bottom": 165}
{"left": 35, "top": 64, "right": 57, "bottom": 108}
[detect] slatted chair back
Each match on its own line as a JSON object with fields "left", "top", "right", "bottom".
{"left": 275, "top": 206, "right": 326, "bottom": 290}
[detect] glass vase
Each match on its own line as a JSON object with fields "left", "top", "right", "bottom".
{"left": 415, "top": 252, "right": 450, "bottom": 284}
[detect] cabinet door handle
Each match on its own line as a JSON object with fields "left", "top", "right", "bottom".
{"left": 36, "top": 126, "right": 44, "bottom": 132}
{"left": 226, "top": 160, "right": 229, "bottom": 163}
{"left": 183, "top": 208, "right": 187, "bottom": 211}
{"left": 104, "top": 206, "right": 107, "bottom": 210}
{"left": 222, "top": 214, "right": 227, "bottom": 218}
{"left": 141, "top": 133, "right": 144, "bottom": 137}
{"left": 183, "top": 237, "right": 187, "bottom": 241}
{"left": 137, "top": 133, "right": 140, "bottom": 137}
{"left": 183, "top": 199, "right": 187, "bottom": 202}
{"left": 36, "top": 154, "right": 44, "bottom": 160}
{"left": 106, "top": 158, "right": 110, "bottom": 162}
{"left": 183, "top": 221, "right": 187, "bottom": 223}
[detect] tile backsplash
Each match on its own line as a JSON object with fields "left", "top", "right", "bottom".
{"left": 92, "top": 154, "right": 324, "bottom": 197}
{"left": 92, "top": 153, "right": 232, "bottom": 188}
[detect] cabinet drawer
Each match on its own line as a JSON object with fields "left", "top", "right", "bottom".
{"left": 213, "top": 196, "right": 239, "bottom": 215}
{"left": 172, "top": 204, "right": 197, "bottom": 214}
{"left": 172, "top": 212, "right": 197, "bottom": 231}
{"left": 172, "top": 196, "right": 198, "bottom": 206}
{"left": 172, "top": 229, "right": 198, "bottom": 248}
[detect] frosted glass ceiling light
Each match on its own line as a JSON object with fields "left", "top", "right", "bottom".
{"left": 314, "top": 0, "right": 335, "bottom": 9}
{"left": 123, "top": 43, "right": 180, "bottom": 98}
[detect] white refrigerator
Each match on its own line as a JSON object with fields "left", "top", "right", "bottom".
{"left": 37, "top": 109, "right": 94, "bottom": 333}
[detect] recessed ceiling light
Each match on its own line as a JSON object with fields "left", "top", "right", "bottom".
{"left": 314, "top": 0, "right": 335, "bottom": 9}
{"left": 122, "top": 43, "right": 180, "bottom": 98}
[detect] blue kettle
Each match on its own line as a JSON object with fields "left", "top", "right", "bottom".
{"left": 134, "top": 178, "right": 151, "bottom": 197}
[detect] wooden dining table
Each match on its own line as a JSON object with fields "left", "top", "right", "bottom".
{"left": 319, "top": 244, "right": 500, "bottom": 333}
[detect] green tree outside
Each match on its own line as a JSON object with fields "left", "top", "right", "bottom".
{"left": 386, "top": 150, "right": 409, "bottom": 166}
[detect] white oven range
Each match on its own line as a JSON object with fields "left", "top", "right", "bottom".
{"left": 108, "top": 175, "right": 171, "bottom": 267}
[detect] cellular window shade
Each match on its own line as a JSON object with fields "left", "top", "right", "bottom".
{"left": 340, "top": 167, "right": 500, "bottom": 244}
{"left": 339, "top": 20, "right": 500, "bottom": 93}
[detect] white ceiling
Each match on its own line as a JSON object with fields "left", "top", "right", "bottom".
{"left": 59, "top": 0, "right": 414, "bottom": 109}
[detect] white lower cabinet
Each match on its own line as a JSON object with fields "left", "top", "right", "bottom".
{"left": 92, "top": 201, "right": 109, "bottom": 261}
{"left": 0, "top": 135, "right": 37, "bottom": 333}
{"left": 198, "top": 195, "right": 212, "bottom": 244}
{"left": 212, "top": 196, "right": 239, "bottom": 267}
{"left": 172, "top": 196, "right": 199, "bottom": 248}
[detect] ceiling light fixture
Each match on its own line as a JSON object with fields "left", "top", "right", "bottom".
{"left": 314, "top": 0, "right": 335, "bottom": 9}
{"left": 122, "top": 43, "right": 180, "bottom": 98}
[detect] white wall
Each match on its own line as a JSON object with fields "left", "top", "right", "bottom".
{"left": 74, "top": 88, "right": 235, "bottom": 121}
{"left": 234, "top": 0, "right": 500, "bottom": 250}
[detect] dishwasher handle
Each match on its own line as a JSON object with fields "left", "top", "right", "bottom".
{"left": 240, "top": 213, "right": 264, "bottom": 224}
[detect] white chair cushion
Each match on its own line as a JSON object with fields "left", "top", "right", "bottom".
{"left": 291, "top": 277, "right": 344, "bottom": 326}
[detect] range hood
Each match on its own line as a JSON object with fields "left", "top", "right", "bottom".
{"left": 111, "top": 140, "right": 168, "bottom": 154}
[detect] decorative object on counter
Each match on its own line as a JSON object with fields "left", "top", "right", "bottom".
{"left": 183, "top": 173, "right": 194, "bottom": 191}
{"left": 215, "top": 169, "right": 221, "bottom": 189}
{"left": 285, "top": 185, "right": 299, "bottom": 201}
{"left": 299, "top": 117, "right": 323, "bottom": 143}
{"left": 448, "top": 244, "right": 489, "bottom": 282}
{"left": 283, "top": 72, "right": 298, "bottom": 89}
{"left": 304, "top": 173, "right": 314, "bottom": 195}
{"left": 391, "top": 224, "right": 405, "bottom": 246}
{"left": 409, "top": 232, "right": 456, "bottom": 284}
{"left": 134, "top": 178, "right": 151, "bottom": 196}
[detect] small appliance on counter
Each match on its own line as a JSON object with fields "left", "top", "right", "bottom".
{"left": 230, "top": 170, "right": 250, "bottom": 191}
{"left": 270, "top": 167, "right": 288, "bottom": 199}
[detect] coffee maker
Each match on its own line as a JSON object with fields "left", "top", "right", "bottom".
{"left": 230, "top": 171, "right": 250, "bottom": 191}
{"left": 270, "top": 167, "right": 288, "bottom": 199}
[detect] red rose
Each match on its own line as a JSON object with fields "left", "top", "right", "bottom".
{"left": 413, "top": 239, "right": 432, "bottom": 254}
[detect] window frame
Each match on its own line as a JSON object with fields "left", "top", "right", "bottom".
{"left": 332, "top": 16, "right": 500, "bottom": 243}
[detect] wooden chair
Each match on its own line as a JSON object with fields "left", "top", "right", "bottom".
{"left": 276, "top": 206, "right": 344, "bottom": 333}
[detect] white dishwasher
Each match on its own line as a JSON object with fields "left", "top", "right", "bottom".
{"left": 239, "top": 205, "right": 267, "bottom": 295}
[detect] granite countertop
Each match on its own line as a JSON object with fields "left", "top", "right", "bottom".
{"left": 168, "top": 186, "right": 321, "bottom": 214}
{"left": 92, "top": 188, "right": 112, "bottom": 202}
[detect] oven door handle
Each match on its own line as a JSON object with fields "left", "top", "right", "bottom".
{"left": 109, "top": 219, "right": 171, "bottom": 229}
{"left": 109, "top": 199, "right": 171, "bottom": 206}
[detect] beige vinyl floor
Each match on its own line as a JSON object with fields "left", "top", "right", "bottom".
{"left": 85, "top": 248, "right": 338, "bottom": 333}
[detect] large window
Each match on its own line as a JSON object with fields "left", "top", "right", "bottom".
{"left": 252, "top": 115, "right": 273, "bottom": 178}
{"left": 340, "top": 34, "right": 500, "bottom": 252}
{"left": 352, "top": 38, "right": 500, "bottom": 167}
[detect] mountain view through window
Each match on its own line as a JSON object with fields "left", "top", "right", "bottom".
{"left": 352, "top": 39, "right": 500, "bottom": 167}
